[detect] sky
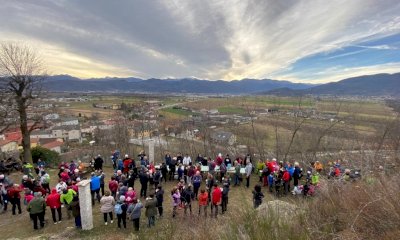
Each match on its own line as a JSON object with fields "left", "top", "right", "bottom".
{"left": 0, "top": 0, "right": 400, "bottom": 83}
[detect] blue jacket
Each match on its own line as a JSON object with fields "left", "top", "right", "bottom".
{"left": 117, "top": 159, "right": 124, "bottom": 170}
{"left": 192, "top": 175, "right": 202, "bottom": 186}
{"left": 287, "top": 166, "right": 295, "bottom": 177}
{"left": 268, "top": 174, "right": 274, "bottom": 185}
{"left": 90, "top": 176, "right": 101, "bottom": 190}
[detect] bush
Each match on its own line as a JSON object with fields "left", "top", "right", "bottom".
{"left": 31, "top": 146, "right": 61, "bottom": 167}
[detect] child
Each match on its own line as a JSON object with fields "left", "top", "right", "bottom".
{"left": 268, "top": 172, "right": 274, "bottom": 193}
{"left": 171, "top": 187, "right": 180, "bottom": 218}
{"left": 252, "top": 184, "right": 264, "bottom": 208}
{"left": 155, "top": 186, "right": 164, "bottom": 217}
{"left": 198, "top": 189, "right": 208, "bottom": 217}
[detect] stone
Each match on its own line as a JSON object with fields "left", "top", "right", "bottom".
{"left": 148, "top": 139, "right": 155, "bottom": 164}
{"left": 77, "top": 179, "right": 93, "bottom": 230}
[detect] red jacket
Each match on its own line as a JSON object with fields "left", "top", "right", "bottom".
{"left": 215, "top": 157, "right": 223, "bottom": 166}
{"left": 109, "top": 180, "right": 118, "bottom": 192}
{"left": 46, "top": 189, "right": 61, "bottom": 209}
{"left": 60, "top": 172, "right": 70, "bottom": 182}
{"left": 123, "top": 158, "right": 132, "bottom": 173}
{"left": 212, "top": 187, "right": 222, "bottom": 205}
{"left": 8, "top": 187, "right": 22, "bottom": 199}
{"left": 283, "top": 171, "right": 290, "bottom": 182}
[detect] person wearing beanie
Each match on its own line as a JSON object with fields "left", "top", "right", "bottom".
{"left": 115, "top": 195, "right": 128, "bottom": 229}
{"left": 27, "top": 192, "right": 46, "bottom": 230}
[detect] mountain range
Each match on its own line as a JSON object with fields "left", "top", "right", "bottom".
{"left": 43, "top": 73, "right": 400, "bottom": 96}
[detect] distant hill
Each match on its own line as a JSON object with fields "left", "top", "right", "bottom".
{"left": 42, "top": 73, "right": 400, "bottom": 96}
{"left": 262, "top": 73, "right": 400, "bottom": 97}
{"left": 42, "top": 75, "right": 313, "bottom": 94}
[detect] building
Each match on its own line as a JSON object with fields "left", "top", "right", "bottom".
{"left": 54, "top": 118, "right": 79, "bottom": 126}
{"left": 0, "top": 140, "right": 18, "bottom": 152}
{"left": 51, "top": 125, "right": 82, "bottom": 142}
{"left": 41, "top": 139, "right": 64, "bottom": 154}
{"left": 43, "top": 113, "right": 60, "bottom": 120}
{"left": 31, "top": 130, "right": 53, "bottom": 139}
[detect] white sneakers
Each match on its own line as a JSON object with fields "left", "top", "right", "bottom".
{"left": 105, "top": 222, "right": 108, "bottom": 225}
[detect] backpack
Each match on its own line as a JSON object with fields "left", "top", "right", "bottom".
{"left": 114, "top": 203, "right": 123, "bottom": 215}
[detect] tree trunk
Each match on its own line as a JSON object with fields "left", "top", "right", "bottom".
{"left": 18, "top": 99, "right": 33, "bottom": 164}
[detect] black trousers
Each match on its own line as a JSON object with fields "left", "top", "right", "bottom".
{"left": 133, "top": 218, "right": 140, "bottom": 231}
{"left": 222, "top": 196, "right": 228, "bottom": 213}
{"left": 140, "top": 185, "right": 147, "bottom": 197}
{"left": 100, "top": 184, "right": 105, "bottom": 196}
{"left": 246, "top": 176, "right": 250, "bottom": 188}
{"left": 158, "top": 206, "right": 163, "bottom": 217}
{"left": 50, "top": 207, "right": 62, "bottom": 222}
{"left": 103, "top": 212, "right": 113, "bottom": 222}
{"left": 91, "top": 189, "right": 101, "bottom": 205}
{"left": 11, "top": 198, "right": 21, "bottom": 215}
{"left": 117, "top": 213, "right": 126, "bottom": 228}
{"left": 30, "top": 212, "right": 45, "bottom": 229}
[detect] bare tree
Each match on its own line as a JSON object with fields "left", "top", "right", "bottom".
{"left": 0, "top": 43, "right": 46, "bottom": 163}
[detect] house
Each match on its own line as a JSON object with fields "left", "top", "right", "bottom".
{"left": 51, "top": 126, "right": 82, "bottom": 142}
{"left": 43, "top": 113, "right": 60, "bottom": 120}
{"left": 211, "top": 131, "right": 236, "bottom": 146}
{"left": 41, "top": 140, "right": 64, "bottom": 154}
{"left": 54, "top": 118, "right": 79, "bottom": 126}
{"left": 31, "top": 129, "right": 53, "bottom": 139}
{"left": 0, "top": 140, "right": 18, "bottom": 152}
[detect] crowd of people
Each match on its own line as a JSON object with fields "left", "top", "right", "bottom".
{"left": 0, "top": 150, "right": 357, "bottom": 233}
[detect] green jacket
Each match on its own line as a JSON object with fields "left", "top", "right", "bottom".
{"left": 145, "top": 198, "right": 157, "bottom": 217}
{"left": 27, "top": 197, "right": 46, "bottom": 214}
{"left": 60, "top": 189, "right": 77, "bottom": 205}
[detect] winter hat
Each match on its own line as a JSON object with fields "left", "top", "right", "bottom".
{"left": 74, "top": 169, "right": 79, "bottom": 173}
{"left": 119, "top": 196, "right": 126, "bottom": 202}
{"left": 0, "top": 174, "right": 4, "bottom": 179}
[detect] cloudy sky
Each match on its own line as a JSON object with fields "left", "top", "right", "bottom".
{"left": 1, "top": 0, "right": 400, "bottom": 83}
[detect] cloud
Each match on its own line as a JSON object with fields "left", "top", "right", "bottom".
{"left": 0, "top": 0, "right": 399, "bottom": 82}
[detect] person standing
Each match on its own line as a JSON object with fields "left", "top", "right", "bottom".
{"left": 171, "top": 187, "right": 180, "bottom": 218}
{"left": 94, "top": 154, "right": 104, "bottom": 171}
{"left": 182, "top": 185, "right": 194, "bottom": 215}
{"left": 60, "top": 188, "right": 76, "bottom": 219}
{"left": 109, "top": 176, "right": 119, "bottom": 199}
{"left": 98, "top": 171, "right": 105, "bottom": 196}
{"left": 192, "top": 171, "right": 202, "bottom": 200}
{"left": 234, "top": 161, "right": 241, "bottom": 186}
{"left": 46, "top": 188, "right": 62, "bottom": 224}
{"left": 115, "top": 196, "right": 128, "bottom": 229}
{"left": 252, "top": 184, "right": 264, "bottom": 208}
{"left": 221, "top": 182, "right": 229, "bottom": 214}
{"left": 198, "top": 189, "right": 208, "bottom": 217}
{"left": 145, "top": 193, "right": 157, "bottom": 228}
{"left": 100, "top": 191, "right": 115, "bottom": 225}
{"left": 211, "top": 183, "right": 222, "bottom": 218}
{"left": 155, "top": 186, "right": 164, "bottom": 217}
{"left": 245, "top": 161, "right": 253, "bottom": 188}
{"left": 27, "top": 192, "right": 46, "bottom": 230}
{"left": 127, "top": 198, "right": 143, "bottom": 231}
{"left": 90, "top": 172, "right": 101, "bottom": 205}
{"left": 139, "top": 169, "right": 149, "bottom": 198}
{"left": 8, "top": 184, "right": 22, "bottom": 215}
{"left": 70, "top": 195, "right": 81, "bottom": 228}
